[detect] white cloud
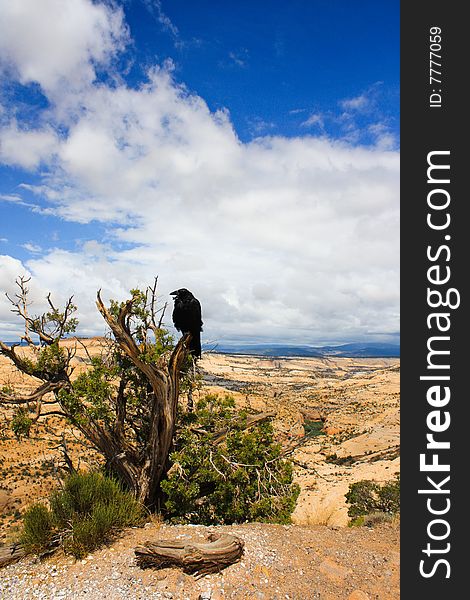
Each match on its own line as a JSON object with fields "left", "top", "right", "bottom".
{"left": 21, "top": 243, "right": 43, "bottom": 254}
{"left": 228, "top": 49, "right": 249, "bottom": 68}
{"left": 340, "top": 93, "right": 370, "bottom": 112}
{"left": 0, "top": 121, "right": 58, "bottom": 169}
{"left": 0, "top": 0, "right": 128, "bottom": 94}
{"left": 368, "top": 122, "right": 397, "bottom": 150}
{"left": 301, "top": 113, "right": 324, "bottom": 129}
{"left": 0, "top": 1, "right": 399, "bottom": 345}
{"left": 143, "top": 0, "right": 179, "bottom": 40}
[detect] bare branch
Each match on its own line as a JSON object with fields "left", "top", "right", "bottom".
{"left": 58, "top": 296, "right": 77, "bottom": 339}
{"left": 209, "top": 451, "right": 227, "bottom": 480}
{"left": 0, "top": 340, "right": 37, "bottom": 377}
{"left": 157, "top": 302, "right": 168, "bottom": 330}
{"left": 148, "top": 276, "right": 158, "bottom": 330}
{"left": 38, "top": 410, "right": 69, "bottom": 420}
{"left": 75, "top": 337, "right": 94, "bottom": 362}
{"left": 0, "top": 381, "right": 66, "bottom": 405}
{"left": 5, "top": 277, "right": 41, "bottom": 347}
{"left": 46, "top": 292, "right": 57, "bottom": 312}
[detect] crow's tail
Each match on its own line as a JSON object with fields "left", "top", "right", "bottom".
{"left": 189, "top": 331, "right": 201, "bottom": 358}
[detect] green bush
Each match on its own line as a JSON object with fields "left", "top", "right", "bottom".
{"left": 20, "top": 472, "right": 144, "bottom": 558}
{"left": 345, "top": 474, "right": 400, "bottom": 523}
{"left": 20, "top": 503, "right": 55, "bottom": 553}
{"left": 161, "top": 393, "right": 300, "bottom": 525}
{"left": 10, "top": 406, "right": 33, "bottom": 440}
{"left": 304, "top": 419, "right": 325, "bottom": 438}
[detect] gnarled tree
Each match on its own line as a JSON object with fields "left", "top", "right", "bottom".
{"left": 0, "top": 276, "right": 191, "bottom": 509}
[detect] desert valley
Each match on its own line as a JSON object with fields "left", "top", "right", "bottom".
{"left": 0, "top": 339, "right": 400, "bottom": 599}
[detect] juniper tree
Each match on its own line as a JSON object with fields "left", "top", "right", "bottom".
{"left": 0, "top": 276, "right": 190, "bottom": 508}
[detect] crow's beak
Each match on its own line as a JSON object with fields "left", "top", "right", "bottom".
{"left": 170, "top": 290, "right": 178, "bottom": 296}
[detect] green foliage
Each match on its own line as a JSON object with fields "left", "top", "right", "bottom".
{"left": 1, "top": 384, "right": 14, "bottom": 396}
{"left": 35, "top": 342, "right": 69, "bottom": 379}
{"left": 109, "top": 288, "right": 174, "bottom": 351}
{"left": 31, "top": 302, "right": 78, "bottom": 340}
{"left": 325, "top": 453, "right": 354, "bottom": 466}
{"left": 59, "top": 357, "right": 116, "bottom": 425}
{"left": 20, "top": 472, "right": 144, "bottom": 558}
{"left": 304, "top": 419, "right": 325, "bottom": 438}
{"left": 345, "top": 474, "right": 400, "bottom": 522}
{"left": 161, "top": 394, "right": 300, "bottom": 525}
{"left": 10, "top": 406, "right": 33, "bottom": 440}
{"left": 377, "top": 475, "right": 400, "bottom": 513}
{"left": 20, "top": 503, "right": 55, "bottom": 553}
{"left": 59, "top": 285, "right": 174, "bottom": 442}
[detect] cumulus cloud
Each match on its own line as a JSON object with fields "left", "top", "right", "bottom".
{"left": 0, "top": 0, "right": 128, "bottom": 94}
{"left": 0, "top": 121, "right": 58, "bottom": 169}
{"left": 0, "top": 0, "right": 399, "bottom": 345}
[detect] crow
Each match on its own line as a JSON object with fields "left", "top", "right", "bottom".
{"left": 170, "top": 288, "right": 203, "bottom": 358}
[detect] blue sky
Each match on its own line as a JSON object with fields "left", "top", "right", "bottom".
{"left": 123, "top": 0, "right": 399, "bottom": 141}
{"left": 0, "top": 0, "right": 399, "bottom": 346}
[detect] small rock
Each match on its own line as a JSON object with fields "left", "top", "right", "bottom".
{"left": 348, "top": 591, "right": 371, "bottom": 600}
{"left": 319, "top": 558, "right": 352, "bottom": 582}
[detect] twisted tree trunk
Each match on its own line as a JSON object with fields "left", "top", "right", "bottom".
{"left": 135, "top": 533, "right": 244, "bottom": 578}
{"left": 0, "top": 279, "right": 192, "bottom": 511}
{"left": 95, "top": 292, "right": 191, "bottom": 508}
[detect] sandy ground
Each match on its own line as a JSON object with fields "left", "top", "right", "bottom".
{"left": 0, "top": 521, "right": 399, "bottom": 599}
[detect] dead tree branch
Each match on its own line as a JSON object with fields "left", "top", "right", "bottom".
{"left": 135, "top": 533, "right": 244, "bottom": 578}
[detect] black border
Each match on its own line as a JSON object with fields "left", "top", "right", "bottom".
{"left": 401, "top": 2, "right": 465, "bottom": 595}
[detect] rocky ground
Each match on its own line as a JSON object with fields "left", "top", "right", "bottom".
{"left": 0, "top": 340, "right": 400, "bottom": 598}
{"left": 199, "top": 352, "right": 400, "bottom": 527}
{"left": 0, "top": 521, "right": 399, "bottom": 599}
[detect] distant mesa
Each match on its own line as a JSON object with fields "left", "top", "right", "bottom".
{"left": 213, "top": 342, "right": 400, "bottom": 358}
{"left": 2, "top": 338, "right": 400, "bottom": 358}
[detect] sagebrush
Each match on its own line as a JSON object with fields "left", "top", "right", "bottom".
{"left": 20, "top": 471, "right": 144, "bottom": 558}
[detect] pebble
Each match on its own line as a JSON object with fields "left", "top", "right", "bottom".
{"left": 319, "top": 558, "right": 352, "bottom": 581}
{"left": 348, "top": 591, "right": 371, "bottom": 600}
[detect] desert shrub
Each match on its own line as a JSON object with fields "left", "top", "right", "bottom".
{"left": 20, "top": 471, "right": 144, "bottom": 558}
{"left": 161, "top": 393, "right": 300, "bottom": 525}
{"left": 361, "top": 511, "right": 394, "bottom": 527}
{"left": 325, "top": 453, "right": 355, "bottom": 465}
{"left": 20, "top": 503, "right": 54, "bottom": 553}
{"left": 376, "top": 475, "right": 400, "bottom": 513}
{"left": 346, "top": 474, "right": 400, "bottom": 524}
{"left": 304, "top": 419, "right": 325, "bottom": 438}
{"left": 10, "top": 406, "right": 33, "bottom": 440}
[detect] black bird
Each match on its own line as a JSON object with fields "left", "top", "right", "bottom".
{"left": 170, "top": 288, "right": 203, "bottom": 358}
